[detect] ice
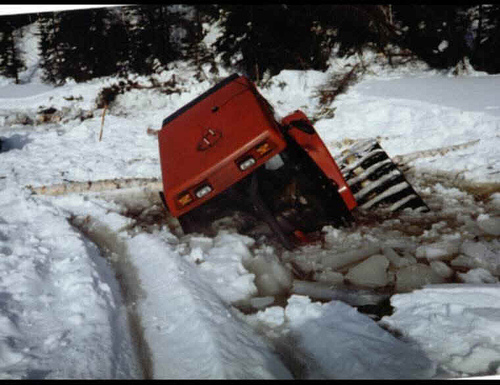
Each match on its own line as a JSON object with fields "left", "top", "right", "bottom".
{"left": 289, "top": 258, "right": 316, "bottom": 276}
{"left": 250, "top": 296, "right": 275, "bottom": 309}
{"left": 247, "top": 254, "right": 293, "bottom": 297}
{"left": 461, "top": 241, "right": 500, "bottom": 274}
{"left": 395, "top": 263, "right": 447, "bottom": 292}
{"left": 477, "top": 214, "right": 500, "bottom": 236}
{"left": 382, "top": 246, "right": 414, "bottom": 268}
{"left": 489, "top": 193, "right": 500, "bottom": 213}
{"left": 415, "top": 240, "right": 461, "bottom": 261}
{"left": 345, "top": 254, "right": 390, "bottom": 288}
{"left": 292, "top": 280, "right": 340, "bottom": 301}
{"left": 314, "top": 270, "right": 344, "bottom": 285}
{"left": 284, "top": 295, "right": 436, "bottom": 379}
{"left": 291, "top": 280, "right": 388, "bottom": 307}
{"left": 450, "top": 254, "right": 479, "bottom": 269}
{"left": 430, "top": 261, "right": 454, "bottom": 278}
{"left": 458, "top": 268, "right": 499, "bottom": 284}
{"left": 255, "top": 273, "right": 286, "bottom": 297}
{"left": 320, "top": 244, "right": 381, "bottom": 270}
{"left": 196, "top": 232, "right": 258, "bottom": 303}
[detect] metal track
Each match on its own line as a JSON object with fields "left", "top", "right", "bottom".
{"left": 336, "top": 140, "right": 429, "bottom": 213}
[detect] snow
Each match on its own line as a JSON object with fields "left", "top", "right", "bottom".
{"left": 0, "top": 22, "right": 499, "bottom": 379}
{"left": 272, "top": 295, "right": 436, "bottom": 379}
{"left": 379, "top": 284, "right": 500, "bottom": 377}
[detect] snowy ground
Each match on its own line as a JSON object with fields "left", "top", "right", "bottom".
{"left": 0, "top": 23, "right": 500, "bottom": 379}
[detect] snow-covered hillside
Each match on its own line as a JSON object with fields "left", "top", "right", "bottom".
{"left": 0, "top": 22, "right": 499, "bottom": 379}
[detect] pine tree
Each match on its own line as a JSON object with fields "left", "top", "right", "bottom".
{"left": 0, "top": 15, "right": 28, "bottom": 83}
{"left": 391, "top": 5, "right": 475, "bottom": 70}
{"left": 38, "top": 12, "right": 66, "bottom": 84}
{"left": 39, "top": 8, "right": 130, "bottom": 83}
{"left": 215, "top": 5, "right": 396, "bottom": 81}
{"left": 312, "top": 5, "right": 396, "bottom": 62}
{"left": 117, "top": 5, "right": 179, "bottom": 76}
{"left": 469, "top": 4, "right": 500, "bottom": 73}
{"left": 177, "top": 5, "right": 219, "bottom": 80}
{"left": 216, "top": 5, "right": 325, "bottom": 81}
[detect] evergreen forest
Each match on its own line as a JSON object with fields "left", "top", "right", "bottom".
{"left": 1, "top": 5, "right": 499, "bottom": 85}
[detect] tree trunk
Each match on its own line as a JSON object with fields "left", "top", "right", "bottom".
{"left": 28, "top": 177, "right": 163, "bottom": 196}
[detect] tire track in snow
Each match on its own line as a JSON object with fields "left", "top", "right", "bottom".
{"left": 69, "top": 215, "right": 153, "bottom": 379}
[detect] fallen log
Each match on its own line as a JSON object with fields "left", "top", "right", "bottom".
{"left": 392, "top": 139, "right": 480, "bottom": 165}
{"left": 28, "top": 177, "right": 163, "bottom": 196}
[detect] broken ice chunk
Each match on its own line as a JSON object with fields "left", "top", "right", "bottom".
{"left": 458, "top": 268, "right": 499, "bottom": 284}
{"left": 255, "top": 274, "right": 284, "bottom": 297}
{"left": 290, "top": 258, "right": 316, "bottom": 276}
{"left": 250, "top": 296, "right": 275, "bottom": 309}
{"left": 476, "top": 214, "right": 500, "bottom": 236}
{"left": 249, "top": 254, "right": 293, "bottom": 297}
{"left": 387, "top": 270, "right": 396, "bottom": 284}
{"left": 292, "top": 281, "right": 338, "bottom": 302}
{"left": 415, "top": 240, "right": 460, "bottom": 261}
{"left": 460, "top": 241, "right": 500, "bottom": 274}
{"left": 320, "top": 244, "right": 381, "bottom": 271}
{"left": 314, "top": 270, "right": 344, "bottom": 286}
{"left": 383, "top": 247, "right": 413, "bottom": 268}
{"left": 450, "top": 254, "right": 480, "bottom": 269}
{"left": 430, "top": 261, "right": 454, "bottom": 279}
{"left": 345, "top": 254, "right": 390, "bottom": 288}
{"left": 395, "top": 263, "right": 446, "bottom": 292}
{"left": 291, "top": 280, "right": 389, "bottom": 306}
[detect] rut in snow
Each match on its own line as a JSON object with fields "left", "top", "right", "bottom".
{"left": 68, "top": 215, "right": 153, "bottom": 380}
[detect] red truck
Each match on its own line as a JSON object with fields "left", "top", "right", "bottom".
{"left": 158, "top": 74, "right": 427, "bottom": 249}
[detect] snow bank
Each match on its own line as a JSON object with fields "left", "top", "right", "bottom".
{"left": 299, "top": 74, "right": 500, "bottom": 184}
{"left": 56, "top": 194, "right": 293, "bottom": 379}
{"left": 380, "top": 284, "right": 500, "bottom": 377}
{"left": 0, "top": 184, "right": 139, "bottom": 379}
{"left": 124, "top": 231, "right": 293, "bottom": 379}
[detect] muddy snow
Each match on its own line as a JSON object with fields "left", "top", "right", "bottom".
{"left": 0, "top": 23, "right": 500, "bottom": 379}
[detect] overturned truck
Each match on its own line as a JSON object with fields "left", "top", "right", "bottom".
{"left": 158, "top": 74, "right": 428, "bottom": 250}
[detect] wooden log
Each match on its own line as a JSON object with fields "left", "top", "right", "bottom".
{"left": 28, "top": 177, "right": 163, "bottom": 196}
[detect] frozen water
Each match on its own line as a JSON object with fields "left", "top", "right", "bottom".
{"left": 291, "top": 281, "right": 389, "bottom": 307}
{"left": 284, "top": 295, "right": 436, "bottom": 379}
{"left": 396, "top": 264, "right": 447, "bottom": 292}
{"left": 314, "top": 270, "right": 344, "bottom": 285}
{"left": 430, "top": 261, "right": 454, "bottom": 279}
{"left": 458, "top": 268, "right": 499, "bottom": 284}
{"left": 415, "top": 240, "right": 461, "bottom": 261}
{"left": 250, "top": 296, "right": 275, "bottom": 309}
{"left": 247, "top": 254, "right": 293, "bottom": 297}
{"left": 320, "top": 244, "right": 381, "bottom": 270}
{"left": 345, "top": 254, "right": 390, "bottom": 288}
{"left": 477, "top": 214, "right": 500, "bottom": 236}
